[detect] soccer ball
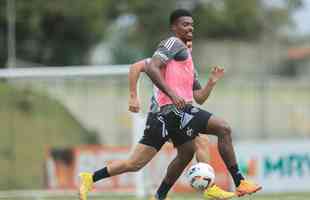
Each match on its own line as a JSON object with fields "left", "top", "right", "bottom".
{"left": 186, "top": 162, "right": 215, "bottom": 191}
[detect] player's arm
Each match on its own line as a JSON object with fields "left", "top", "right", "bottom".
{"left": 193, "top": 66, "right": 224, "bottom": 105}
{"left": 144, "top": 38, "right": 186, "bottom": 109}
{"left": 145, "top": 57, "right": 186, "bottom": 109}
{"left": 128, "top": 60, "right": 146, "bottom": 113}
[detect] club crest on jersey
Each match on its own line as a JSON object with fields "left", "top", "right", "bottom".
{"left": 186, "top": 127, "right": 193, "bottom": 136}
{"left": 180, "top": 113, "right": 194, "bottom": 129}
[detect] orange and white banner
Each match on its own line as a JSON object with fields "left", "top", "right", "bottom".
{"left": 45, "top": 144, "right": 231, "bottom": 193}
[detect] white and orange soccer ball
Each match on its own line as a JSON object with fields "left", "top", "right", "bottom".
{"left": 186, "top": 162, "right": 215, "bottom": 191}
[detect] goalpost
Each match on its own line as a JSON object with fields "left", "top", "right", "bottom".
{"left": 0, "top": 65, "right": 148, "bottom": 198}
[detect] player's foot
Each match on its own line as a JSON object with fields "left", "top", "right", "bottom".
{"left": 236, "top": 180, "right": 262, "bottom": 197}
{"left": 78, "top": 172, "right": 93, "bottom": 200}
{"left": 203, "top": 185, "right": 235, "bottom": 200}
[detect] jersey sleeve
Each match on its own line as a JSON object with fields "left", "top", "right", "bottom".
{"left": 152, "top": 37, "right": 186, "bottom": 63}
{"left": 193, "top": 70, "right": 202, "bottom": 91}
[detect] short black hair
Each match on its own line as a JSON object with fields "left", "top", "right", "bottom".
{"left": 169, "top": 9, "right": 192, "bottom": 26}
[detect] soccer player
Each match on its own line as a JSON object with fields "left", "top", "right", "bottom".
{"left": 143, "top": 8, "right": 262, "bottom": 199}
{"left": 78, "top": 51, "right": 226, "bottom": 200}
{"left": 129, "top": 58, "right": 235, "bottom": 200}
{"left": 79, "top": 61, "right": 230, "bottom": 200}
{"left": 128, "top": 40, "right": 219, "bottom": 171}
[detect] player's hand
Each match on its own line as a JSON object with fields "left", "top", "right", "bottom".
{"left": 128, "top": 97, "right": 140, "bottom": 113}
{"left": 170, "top": 93, "right": 186, "bottom": 109}
{"left": 208, "top": 66, "right": 225, "bottom": 85}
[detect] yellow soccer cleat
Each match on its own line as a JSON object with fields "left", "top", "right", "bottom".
{"left": 78, "top": 172, "right": 94, "bottom": 200}
{"left": 236, "top": 179, "right": 262, "bottom": 197}
{"left": 203, "top": 185, "right": 236, "bottom": 200}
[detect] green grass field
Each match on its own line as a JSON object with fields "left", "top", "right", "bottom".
{"left": 1, "top": 192, "right": 310, "bottom": 200}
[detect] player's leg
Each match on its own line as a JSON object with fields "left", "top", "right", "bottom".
{"left": 189, "top": 108, "right": 235, "bottom": 200}
{"left": 105, "top": 143, "right": 158, "bottom": 176}
{"left": 79, "top": 143, "right": 157, "bottom": 200}
{"left": 194, "top": 136, "right": 237, "bottom": 200}
{"left": 194, "top": 135, "right": 210, "bottom": 163}
{"left": 202, "top": 115, "right": 262, "bottom": 196}
{"left": 152, "top": 104, "right": 233, "bottom": 200}
{"left": 205, "top": 116, "right": 241, "bottom": 184}
{"left": 150, "top": 106, "right": 198, "bottom": 200}
{"left": 79, "top": 112, "right": 167, "bottom": 200}
{"left": 92, "top": 111, "right": 164, "bottom": 178}
{"left": 152, "top": 140, "right": 196, "bottom": 200}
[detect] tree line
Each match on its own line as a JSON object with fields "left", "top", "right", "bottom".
{"left": 0, "top": 0, "right": 303, "bottom": 67}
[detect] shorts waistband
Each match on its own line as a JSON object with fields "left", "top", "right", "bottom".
{"left": 159, "top": 104, "right": 192, "bottom": 115}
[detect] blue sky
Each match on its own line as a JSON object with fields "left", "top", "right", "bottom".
{"left": 293, "top": 0, "right": 310, "bottom": 35}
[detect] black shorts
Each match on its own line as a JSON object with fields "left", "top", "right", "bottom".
{"left": 139, "top": 105, "right": 212, "bottom": 150}
{"left": 139, "top": 112, "right": 169, "bottom": 151}
{"left": 160, "top": 105, "right": 212, "bottom": 147}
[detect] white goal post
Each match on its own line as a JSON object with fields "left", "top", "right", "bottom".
{"left": 0, "top": 65, "right": 130, "bottom": 78}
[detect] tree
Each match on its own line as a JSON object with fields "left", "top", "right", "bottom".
{"left": 192, "top": 0, "right": 303, "bottom": 39}
{"left": 0, "top": 1, "right": 8, "bottom": 68}
{"left": 117, "top": 0, "right": 178, "bottom": 57}
{"left": 115, "top": 0, "right": 304, "bottom": 61}
{"left": 0, "top": 0, "right": 120, "bottom": 67}
{"left": 0, "top": 0, "right": 304, "bottom": 68}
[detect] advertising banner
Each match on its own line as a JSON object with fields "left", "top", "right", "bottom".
{"left": 46, "top": 140, "right": 310, "bottom": 193}
{"left": 45, "top": 143, "right": 230, "bottom": 193}
{"left": 235, "top": 140, "right": 310, "bottom": 192}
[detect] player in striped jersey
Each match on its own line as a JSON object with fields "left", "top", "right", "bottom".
{"left": 143, "top": 9, "right": 261, "bottom": 200}
{"left": 128, "top": 42, "right": 213, "bottom": 164}
{"left": 128, "top": 46, "right": 234, "bottom": 200}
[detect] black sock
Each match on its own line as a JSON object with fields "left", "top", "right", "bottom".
{"left": 92, "top": 167, "right": 110, "bottom": 182}
{"left": 155, "top": 181, "right": 173, "bottom": 200}
{"left": 229, "top": 165, "right": 244, "bottom": 187}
